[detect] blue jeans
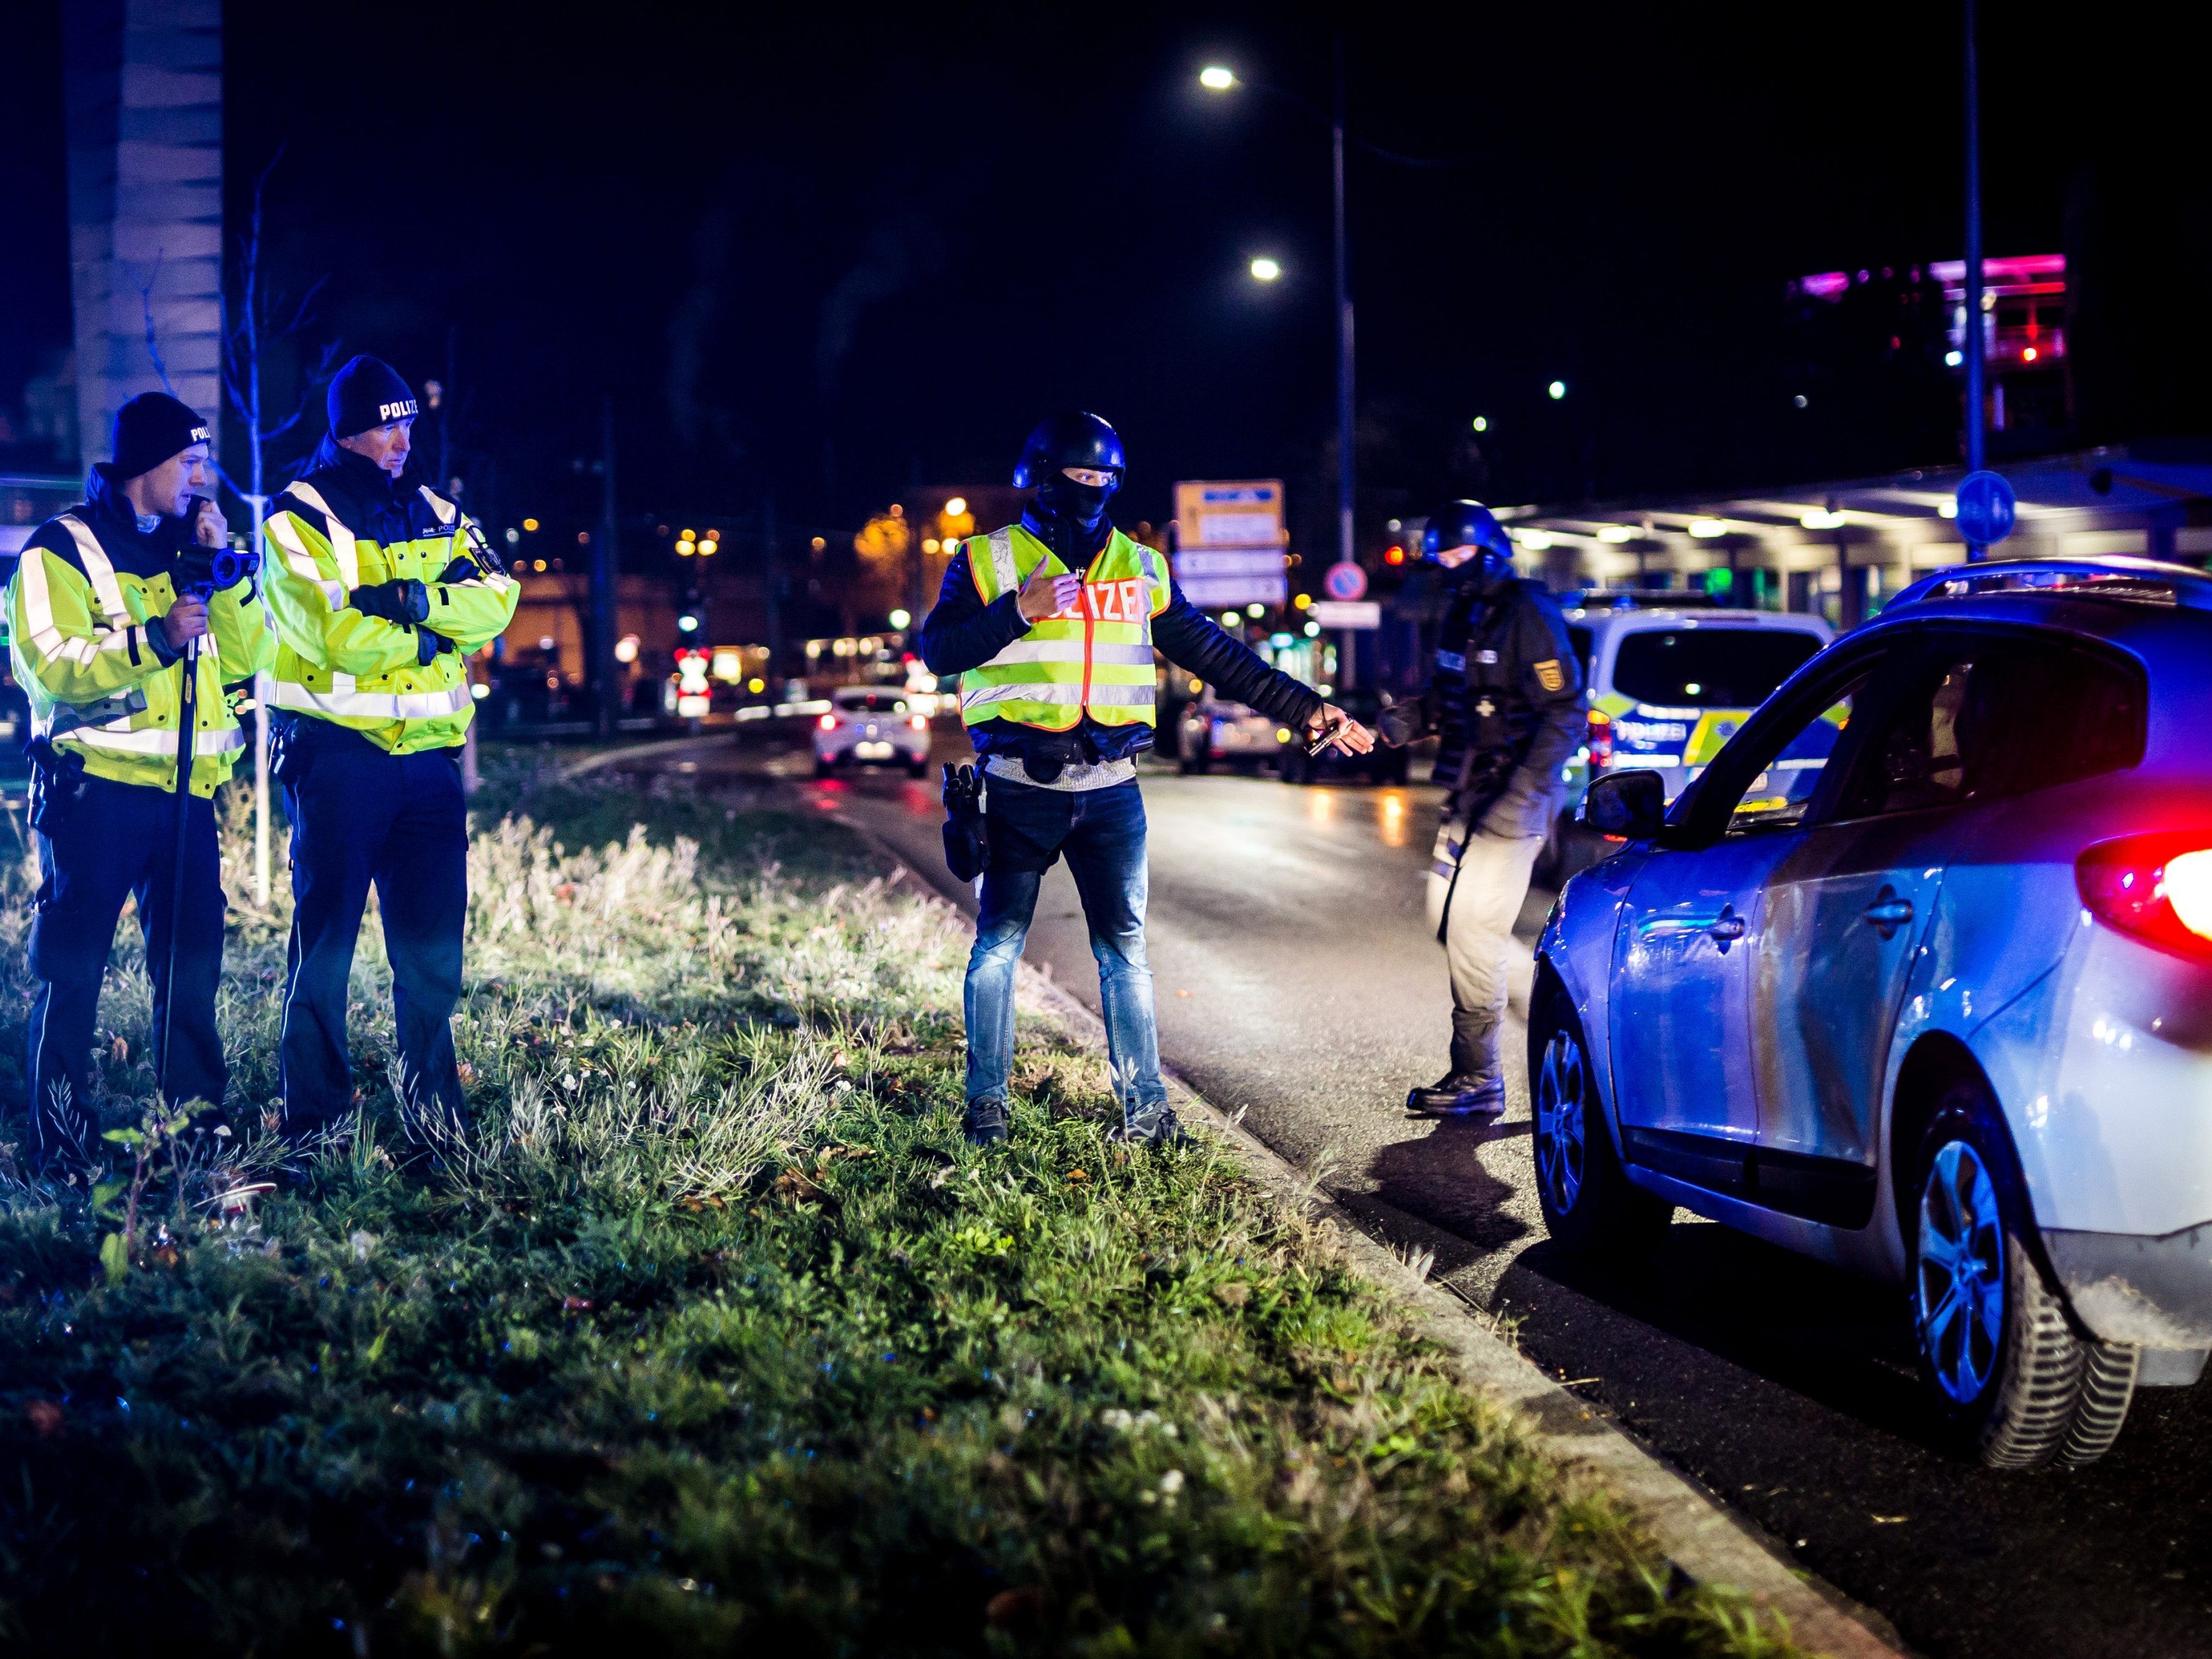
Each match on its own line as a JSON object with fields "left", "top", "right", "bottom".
{"left": 965, "top": 776, "right": 1167, "bottom": 1129}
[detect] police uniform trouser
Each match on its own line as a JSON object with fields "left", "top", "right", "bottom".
{"left": 279, "top": 722, "right": 469, "bottom": 1132}
{"left": 1425, "top": 820, "right": 1547, "bottom": 1085}
{"left": 27, "top": 775, "right": 227, "bottom": 1161}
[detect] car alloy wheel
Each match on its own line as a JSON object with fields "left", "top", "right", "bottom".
{"left": 1908, "top": 1089, "right": 2143, "bottom": 1468}
{"left": 1534, "top": 1028, "right": 1588, "bottom": 1218}
{"left": 1915, "top": 1139, "right": 2006, "bottom": 1405}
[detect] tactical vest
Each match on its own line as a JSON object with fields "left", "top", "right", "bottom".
{"left": 1431, "top": 580, "right": 1534, "bottom": 793}
{"left": 960, "top": 524, "right": 1169, "bottom": 732}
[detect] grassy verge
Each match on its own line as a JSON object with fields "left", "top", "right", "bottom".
{"left": 0, "top": 758, "right": 1800, "bottom": 1655}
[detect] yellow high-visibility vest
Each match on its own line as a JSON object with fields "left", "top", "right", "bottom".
{"left": 959, "top": 525, "right": 1168, "bottom": 732}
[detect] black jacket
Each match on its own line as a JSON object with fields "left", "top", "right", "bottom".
{"left": 920, "top": 536, "right": 1322, "bottom": 766}
{"left": 1400, "top": 573, "right": 1585, "bottom": 838}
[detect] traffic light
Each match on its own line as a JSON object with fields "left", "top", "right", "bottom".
{"left": 677, "top": 587, "right": 705, "bottom": 637}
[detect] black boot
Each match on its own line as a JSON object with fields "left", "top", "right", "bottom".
{"left": 1109, "top": 1101, "right": 1193, "bottom": 1149}
{"left": 963, "top": 1097, "right": 1009, "bottom": 1147}
{"left": 1406, "top": 1073, "right": 1507, "bottom": 1117}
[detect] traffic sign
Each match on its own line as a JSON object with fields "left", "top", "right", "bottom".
{"left": 1955, "top": 470, "right": 2016, "bottom": 547}
{"left": 1322, "top": 561, "right": 1367, "bottom": 601}
{"left": 1311, "top": 600, "right": 1380, "bottom": 630}
{"left": 1173, "top": 479, "right": 1287, "bottom": 607}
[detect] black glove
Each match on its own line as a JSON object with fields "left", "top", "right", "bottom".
{"left": 434, "top": 557, "right": 482, "bottom": 585}
{"left": 416, "top": 628, "right": 457, "bottom": 668}
{"left": 352, "top": 578, "right": 430, "bottom": 625}
{"left": 1378, "top": 701, "right": 1421, "bottom": 748}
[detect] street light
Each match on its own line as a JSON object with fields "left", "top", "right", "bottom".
{"left": 1199, "top": 64, "right": 1235, "bottom": 91}
{"left": 1249, "top": 256, "right": 1282, "bottom": 282}
{"left": 1547, "top": 380, "right": 1567, "bottom": 400}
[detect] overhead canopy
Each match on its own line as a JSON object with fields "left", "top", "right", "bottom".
{"left": 1494, "top": 446, "right": 2212, "bottom": 586}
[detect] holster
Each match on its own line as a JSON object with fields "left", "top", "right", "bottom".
{"left": 942, "top": 761, "right": 989, "bottom": 881}
{"left": 269, "top": 713, "right": 314, "bottom": 790}
{"left": 24, "top": 738, "right": 89, "bottom": 835}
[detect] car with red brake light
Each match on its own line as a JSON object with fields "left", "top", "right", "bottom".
{"left": 813, "top": 686, "right": 931, "bottom": 777}
{"left": 1534, "top": 557, "right": 2212, "bottom": 1468}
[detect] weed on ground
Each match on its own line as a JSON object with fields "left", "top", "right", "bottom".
{"left": 0, "top": 753, "right": 1803, "bottom": 1657}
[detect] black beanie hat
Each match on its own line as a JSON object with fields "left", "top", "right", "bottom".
{"left": 111, "top": 392, "right": 211, "bottom": 480}
{"left": 327, "top": 355, "right": 419, "bottom": 440}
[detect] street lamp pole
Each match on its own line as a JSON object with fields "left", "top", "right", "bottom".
{"left": 1330, "top": 39, "right": 1357, "bottom": 688}
{"left": 1962, "top": 0, "right": 1988, "bottom": 558}
{"left": 1331, "top": 38, "right": 1354, "bottom": 577}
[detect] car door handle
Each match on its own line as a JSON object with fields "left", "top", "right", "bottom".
{"left": 1862, "top": 897, "right": 1913, "bottom": 928}
{"left": 1707, "top": 912, "right": 1746, "bottom": 942}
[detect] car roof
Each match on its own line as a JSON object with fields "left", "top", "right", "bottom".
{"left": 833, "top": 685, "right": 905, "bottom": 701}
{"left": 1806, "top": 585, "right": 2212, "bottom": 781}
{"left": 1567, "top": 607, "right": 1833, "bottom": 637}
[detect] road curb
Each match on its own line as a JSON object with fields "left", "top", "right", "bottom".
{"left": 557, "top": 731, "right": 737, "bottom": 780}
{"left": 833, "top": 808, "right": 1910, "bottom": 1659}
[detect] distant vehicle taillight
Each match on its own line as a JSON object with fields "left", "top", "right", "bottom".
{"left": 818, "top": 713, "right": 838, "bottom": 731}
{"left": 909, "top": 715, "right": 928, "bottom": 731}
{"left": 2076, "top": 834, "right": 2212, "bottom": 961}
{"left": 1587, "top": 709, "right": 1614, "bottom": 771}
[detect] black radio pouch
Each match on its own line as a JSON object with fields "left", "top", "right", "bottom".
{"left": 942, "top": 762, "right": 988, "bottom": 882}
{"left": 25, "top": 738, "right": 89, "bottom": 834}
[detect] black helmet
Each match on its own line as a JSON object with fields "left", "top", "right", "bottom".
{"left": 1421, "top": 500, "right": 1514, "bottom": 563}
{"left": 1013, "top": 410, "right": 1126, "bottom": 492}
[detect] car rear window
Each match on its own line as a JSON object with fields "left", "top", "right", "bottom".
{"left": 836, "top": 691, "right": 908, "bottom": 713}
{"left": 1609, "top": 628, "right": 1822, "bottom": 708}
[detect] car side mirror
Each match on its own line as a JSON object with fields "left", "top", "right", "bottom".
{"left": 1583, "top": 769, "right": 1666, "bottom": 840}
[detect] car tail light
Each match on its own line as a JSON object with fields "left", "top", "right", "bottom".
{"left": 1587, "top": 709, "right": 1614, "bottom": 771}
{"left": 909, "top": 715, "right": 928, "bottom": 731}
{"left": 2076, "top": 833, "right": 2212, "bottom": 961}
{"left": 818, "top": 713, "right": 838, "bottom": 731}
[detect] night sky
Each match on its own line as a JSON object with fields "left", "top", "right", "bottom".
{"left": 6, "top": 1, "right": 2205, "bottom": 551}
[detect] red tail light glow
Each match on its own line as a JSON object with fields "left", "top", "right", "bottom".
{"left": 818, "top": 713, "right": 838, "bottom": 731}
{"left": 2076, "top": 833, "right": 2212, "bottom": 961}
{"left": 1587, "top": 709, "right": 1614, "bottom": 771}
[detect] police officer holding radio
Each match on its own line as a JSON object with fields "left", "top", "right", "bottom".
{"left": 261, "top": 356, "right": 518, "bottom": 1144}
{"left": 6, "top": 392, "right": 274, "bottom": 1167}
{"left": 1379, "top": 500, "right": 1583, "bottom": 1117}
{"left": 923, "top": 411, "right": 1372, "bottom": 1148}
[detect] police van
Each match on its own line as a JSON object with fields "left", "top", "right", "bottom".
{"left": 1542, "top": 600, "right": 1833, "bottom": 880}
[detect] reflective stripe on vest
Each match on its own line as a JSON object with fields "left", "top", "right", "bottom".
{"left": 959, "top": 525, "right": 1166, "bottom": 732}
{"left": 70, "top": 723, "right": 246, "bottom": 756}
{"left": 282, "top": 482, "right": 361, "bottom": 592}
{"left": 270, "top": 676, "right": 473, "bottom": 722}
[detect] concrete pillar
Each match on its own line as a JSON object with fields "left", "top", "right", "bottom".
{"left": 63, "top": 0, "right": 223, "bottom": 473}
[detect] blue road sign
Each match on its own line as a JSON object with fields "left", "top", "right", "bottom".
{"left": 1955, "top": 470, "right": 2017, "bottom": 547}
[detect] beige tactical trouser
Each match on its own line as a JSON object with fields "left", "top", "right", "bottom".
{"left": 1426, "top": 821, "right": 1548, "bottom": 1083}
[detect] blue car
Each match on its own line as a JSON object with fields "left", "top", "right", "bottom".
{"left": 1533, "top": 557, "right": 2212, "bottom": 1468}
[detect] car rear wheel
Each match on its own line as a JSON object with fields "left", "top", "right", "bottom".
{"left": 1911, "top": 1087, "right": 2141, "bottom": 1468}
{"left": 813, "top": 753, "right": 835, "bottom": 778}
{"left": 1529, "top": 981, "right": 1672, "bottom": 1255}
{"left": 1279, "top": 746, "right": 1308, "bottom": 785}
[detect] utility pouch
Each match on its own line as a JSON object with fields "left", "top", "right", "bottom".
{"left": 269, "top": 713, "right": 314, "bottom": 790}
{"left": 942, "top": 761, "right": 989, "bottom": 882}
{"left": 25, "top": 738, "right": 88, "bottom": 835}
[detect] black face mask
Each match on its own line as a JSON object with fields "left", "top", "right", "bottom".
{"left": 1449, "top": 550, "right": 1516, "bottom": 595}
{"left": 1038, "top": 470, "right": 1113, "bottom": 532}
{"left": 1024, "top": 470, "right": 1119, "bottom": 564}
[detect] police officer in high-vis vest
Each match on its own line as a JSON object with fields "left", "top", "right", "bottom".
{"left": 921, "top": 411, "right": 1373, "bottom": 1147}
{"left": 6, "top": 392, "right": 274, "bottom": 1167}
{"left": 261, "top": 356, "right": 518, "bottom": 1141}
{"left": 1380, "top": 500, "right": 1584, "bottom": 1117}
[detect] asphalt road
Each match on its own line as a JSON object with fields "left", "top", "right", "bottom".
{"left": 611, "top": 724, "right": 2212, "bottom": 1659}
